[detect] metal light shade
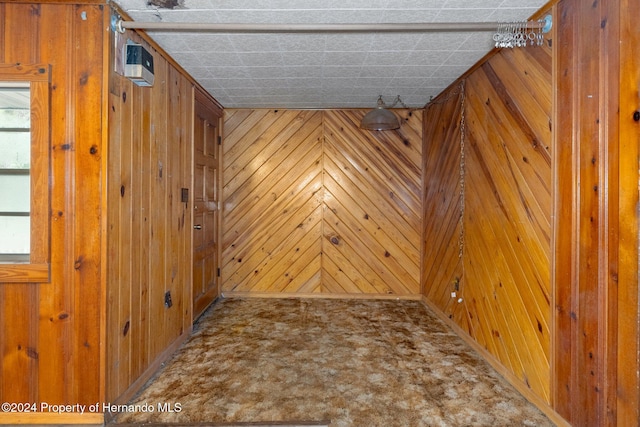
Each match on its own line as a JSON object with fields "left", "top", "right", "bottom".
{"left": 360, "top": 95, "right": 403, "bottom": 130}
{"left": 360, "top": 106, "right": 400, "bottom": 131}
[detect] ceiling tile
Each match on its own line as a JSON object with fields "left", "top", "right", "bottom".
{"left": 114, "top": 0, "right": 549, "bottom": 108}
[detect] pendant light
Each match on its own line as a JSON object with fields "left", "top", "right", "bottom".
{"left": 360, "top": 95, "right": 407, "bottom": 131}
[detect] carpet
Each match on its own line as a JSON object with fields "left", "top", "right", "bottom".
{"left": 113, "top": 298, "right": 554, "bottom": 426}
{"left": 114, "top": 423, "right": 328, "bottom": 427}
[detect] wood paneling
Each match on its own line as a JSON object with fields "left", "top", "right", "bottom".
{"left": 323, "top": 110, "right": 422, "bottom": 295}
{"left": 423, "top": 11, "right": 553, "bottom": 404}
{"left": 222, "top": 109, "right": 422, "bottom": 295}
{"left": 617, "top": 0, "right": 640, "bottom": 424}
{"left": 106, "top": 31, "right": 206, "bottom": 403}
{"left": 554, "top": 0, "right": 639, "bottom": 424}
{"left": 422, "top": 88, "right": 466, "bottom": 328}
{"left": 0, "top": 0, "right": 106, "bottom": 414}
{"left": 464, "top": 47, "right": 553, "bottom": 401}
{"left": 222, "top": 109, "right": 324, "bottom": 294}
{"left": 425, "top": 1, "right": 640, "bottom": 424}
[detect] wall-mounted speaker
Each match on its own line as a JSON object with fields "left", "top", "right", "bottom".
{"left": 124, "top": 43, "right": 154, "bottom": 87}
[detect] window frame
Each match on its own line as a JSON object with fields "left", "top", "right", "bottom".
{"left": 0, "top": 64, "right": 51, "bottom": 283}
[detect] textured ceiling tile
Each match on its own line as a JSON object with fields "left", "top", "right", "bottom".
{"left": 223, "top": 87, "right": 264, "bottom": 97}
{"left": 403, "top": 50, "right": 458, "bottom": 66}
{"left": 283, "top": 66, "right": 324, "bottom": 78}
{"left": 444, "top": 51, "right": 487, "bottom": 66}
{"left": 443, "top": 0, "right": 504, "bottom": 8}
{"left": 379, "top": 10, "right": 441, "bottom": 23}
{"left": 208, "top": 78, "right": 256, "bottom": 88}
{"left": 322, "top": 66, "right": 363, "bottom": 78}
{"left": 351, "top": 77, "right": 393, "bottom": 88}
{"left": 193, "top": 52, "right": 244, "bottom": 66}
{"left": 281, "top": 52, "right": 326, "bottom": 66}
{"left": 321, "top": 78, "right": 360, "bottom": 88}
{"left": 238, "top": 52, "right": 285, "bottom": 66}
{"left": 252, "top": 78, "right": 293, "bottom": 88}
{"left": 393, "top": 66, "right": 439, "bottom": 78}
{"left": 363, "top": 51, "right": 412, "bottom": 66}
{"left": 277, "top": 34, "right": 327, "bottom": 52}
{"left": 430, "top": 65, "right": 475, "bottom": 78}
{"left": 323, "top": 51, "right": 368, "bottom": 66}
{"left": 488, "top": 7, "right": 540, "bottom": 20}
{"left": 499, "top": 0, "right": 546, "bottom": 6}
{"left": 175, "top": 34, "right": 235, "bottom": 52}
{"left": 148, "top": 33, "right": 191, "bottom": 51}
{"left": 368, "top": 33, "right": 423, "bottom": 52}
{"left": 207, "top": 66, "right": 252, "bottom": 78}
{"left": 435, "top": 9, "right": 496, "bottom": 21}
{"left": 113, "top": 0, "right": 549, "bottom": 108}
{"left": 227, "top": 34, "right": 283, "bottom": 52}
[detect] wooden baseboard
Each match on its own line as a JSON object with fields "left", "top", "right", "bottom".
{"left": 104, "top": 327, "right": 192, "bottom": 424}
{"left": 420, "top": 296, "right": 570, "bottom": 427}
{"left": 0, "top": 411, "right": 103, "bottom": 425}
{"left": 221, "top": 291, "right": 422, "bottom": 301}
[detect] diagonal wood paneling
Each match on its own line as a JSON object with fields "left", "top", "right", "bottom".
{"left": 422, "top": 24, "right": 553, "bottom": 404}
{"left": 422, "top": 87, "right": 469, "bottom": 330}
{"left": 222, "top": 110, "right": 324, "bottom": 293}
{"left": 222, "top": 109, "right": 423, "bottom": 295}
{"left": 464, "top": 47, "right": 552, "bottom": 401}
{"left": 323, "top": 110, "right": 422, "bottom": 295}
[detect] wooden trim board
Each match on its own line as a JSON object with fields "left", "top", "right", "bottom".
{"left": 222, "top": 292, "right": 422, "bottom": 301}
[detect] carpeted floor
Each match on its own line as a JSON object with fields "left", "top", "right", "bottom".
{"left": 114, "top": 298, "right": 554, "bottom": 427}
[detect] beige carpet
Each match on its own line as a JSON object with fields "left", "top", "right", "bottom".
{"left": 114, "top": 298, "right": 554, "bottom": 426}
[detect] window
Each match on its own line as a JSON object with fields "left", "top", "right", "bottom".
{"left": 0, "top": 64, "right": 50, "bottom": 283}
{"left": 0, "top": 83, "right": 31, "bottom": 262}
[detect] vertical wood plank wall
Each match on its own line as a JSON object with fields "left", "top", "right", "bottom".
{"left": 106, "top": 31, "right": 200, "bottom": 403}
{"left": 554, "top": 0, "right": 640, "bottom": 424}
{"left": 617, "top": 0, "right": 640, "bottom": 424}
{"left": 222, "top": 109, "right": 423, "bottom": 296}
{"left": 422, "top": 10, "right": 553, "bottom": 405}
{"left": 0, "top": 1, "right": 106, "bottom": 417}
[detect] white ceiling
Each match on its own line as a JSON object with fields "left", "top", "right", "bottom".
{"left": 112, "top": 0, "right": 548, "bottom": 109}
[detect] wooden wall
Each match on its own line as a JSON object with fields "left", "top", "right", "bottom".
{"left": 554, "top": 0, "right": 640, "bottom": 424}
{"left": 422, "top": 8, "right": 554, "bottom": 406}
{"left": 421, "top": 88, "right": 466, "bottom": 327}
{"left": 0, "top": 2, "right": 106, "bottom": 424}
{"left": 0, "top": 1, "right": 223, "bottom": 420}
{"left": 222, "top": 109, "right": 423, "bottom": 296}
{"left": 617, "top": 0, "right": 640, "bottom": 423}
{"left": 105, "top": 28, "right": 222, "bottom": 404}
{"left": 425, "top": 0, "right": 640, "bottom": 424}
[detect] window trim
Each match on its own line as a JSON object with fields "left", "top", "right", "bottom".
{"left": 0, "top": 64, "right": 51, "bottom": 283}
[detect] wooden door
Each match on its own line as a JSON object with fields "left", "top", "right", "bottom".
{"left": 192, "top": 91, "right": 221, "bottom": 320}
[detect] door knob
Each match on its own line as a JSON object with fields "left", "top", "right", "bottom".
{"left": 193, "top": 224, "right": 202, "bottom": 230}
